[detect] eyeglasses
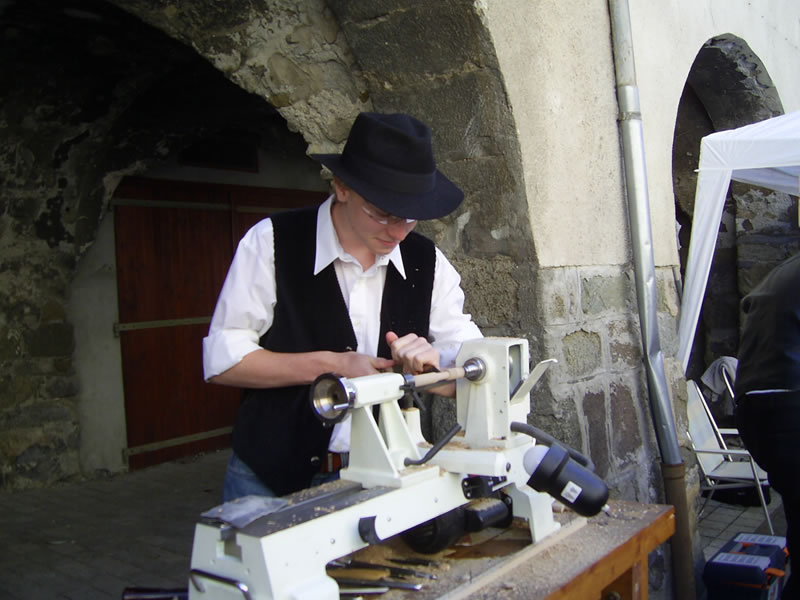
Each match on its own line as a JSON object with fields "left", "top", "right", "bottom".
{"left": 360, "top": 203, "right": 417, "bottom": 226}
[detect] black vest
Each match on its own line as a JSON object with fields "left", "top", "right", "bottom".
{"left": 231, "top": 207, "right": 435, "bottom": 495}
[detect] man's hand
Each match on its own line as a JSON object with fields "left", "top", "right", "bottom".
{"left": 338, "top": 352, "right": 395, "bottom": 378}
{"left": 208, "top": 348, "right": 393, "bottom": 389}
{"left": 385, "top": 331, "right": 441, "bottom": 375}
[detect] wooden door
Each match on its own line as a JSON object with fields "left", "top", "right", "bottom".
{"left": 113, "top": 176, "right": 324, "bottom": 469}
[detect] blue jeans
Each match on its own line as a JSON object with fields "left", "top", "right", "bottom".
{"left": 222, "top": 452, "right": 340, "bottom": 502}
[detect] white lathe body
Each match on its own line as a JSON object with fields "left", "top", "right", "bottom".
{"left": 188, "top": 338, "right": 564, "bottom": 600}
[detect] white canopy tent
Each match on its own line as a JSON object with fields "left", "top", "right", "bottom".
{"left": 677, "top": 111, "right": 800, "bottom": 373}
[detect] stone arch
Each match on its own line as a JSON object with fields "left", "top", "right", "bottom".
{"left": 671, "top": 34, "right": 785, "bottom": 384}
{"left": 1, "top": 0, "right": 535, "bottom": 487}
{"left": 108, "top": 0, "right": 371, "bottom": 155}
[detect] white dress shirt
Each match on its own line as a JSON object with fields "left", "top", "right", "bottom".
{"left": 203, "top": 195, "right": 482, "bottom": 451}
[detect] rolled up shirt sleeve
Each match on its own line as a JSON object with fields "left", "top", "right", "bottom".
{"left": 202, "top": 219, "right": 277, "bottom": 381}
{"left": 430, "top": 247, "right": 483, "bottom": 368}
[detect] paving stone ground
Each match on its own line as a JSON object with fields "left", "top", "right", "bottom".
{"left": 0, "top": 450, "right": 229, "bottom": 600}
{"left": 698, "top": 491, "right": 788, "bottom": 561}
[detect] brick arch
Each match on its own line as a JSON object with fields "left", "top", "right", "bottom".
{"left": 672, "top": 34, "right": 785, "bottom": 382}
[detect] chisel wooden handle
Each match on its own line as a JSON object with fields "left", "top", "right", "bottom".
{"left": 412, "top": 366, "right": 466, "bottom": 389}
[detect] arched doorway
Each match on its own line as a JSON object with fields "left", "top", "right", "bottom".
{"left": 672, "top": 34, "right": 784, "bottom": 384}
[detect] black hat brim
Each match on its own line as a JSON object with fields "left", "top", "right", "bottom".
{"left": 312, "top": 153, "right": 463, "bottom": 221}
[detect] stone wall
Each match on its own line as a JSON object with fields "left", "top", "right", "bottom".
{"left": 735, "top": 183, "right": 800, "bottom": 294}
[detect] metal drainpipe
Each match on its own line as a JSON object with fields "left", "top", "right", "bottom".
{"left": 606, "top": 1, "right": 696, "bottom": 598}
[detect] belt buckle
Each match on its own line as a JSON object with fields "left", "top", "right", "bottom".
{"left": 322, "top": 452, "right": 340, "bottom": 473}
{"left": 321, "top": 452, "right": 348, "bottom": 473}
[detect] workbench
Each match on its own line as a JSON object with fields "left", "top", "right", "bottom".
{"left": 341, "top": 500, "right": 675, "bottom": 599}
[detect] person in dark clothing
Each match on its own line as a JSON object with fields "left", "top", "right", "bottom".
{"left": 203, "top": 112, "right": 482, "bottom": 501}
{"left": 735, "top": 251, "right": 800, "bottom": 599}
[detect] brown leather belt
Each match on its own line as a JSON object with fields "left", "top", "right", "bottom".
{"left": 320, "top": 452, "right": 349, "bottom": 473}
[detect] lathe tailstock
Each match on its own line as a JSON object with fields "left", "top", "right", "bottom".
{"left": 188, "top": 337, "right": 608, "bottom": 600}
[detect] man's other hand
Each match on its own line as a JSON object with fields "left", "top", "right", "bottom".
{"left": 385, "top": 331, "right": 440, "bottom": 375}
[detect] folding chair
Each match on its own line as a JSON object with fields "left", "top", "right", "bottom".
{"left": 686, "top": 379, "right": 774, "bottom": 534}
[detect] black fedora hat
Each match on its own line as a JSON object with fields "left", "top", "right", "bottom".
{"left": 310, "top": 112, "right": 463, "bottom": 220}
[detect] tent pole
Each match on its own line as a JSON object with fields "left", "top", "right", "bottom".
{"left": 607, "top": 1, "right": 695, "bottom": 598}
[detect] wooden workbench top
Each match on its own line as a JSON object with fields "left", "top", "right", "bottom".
{"left": 341, "top": 500, "right": 675, "bottom": 599}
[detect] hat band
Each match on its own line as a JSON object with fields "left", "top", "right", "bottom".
{"left": 342, "top": 152, "right": 436, "bottom": 195}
